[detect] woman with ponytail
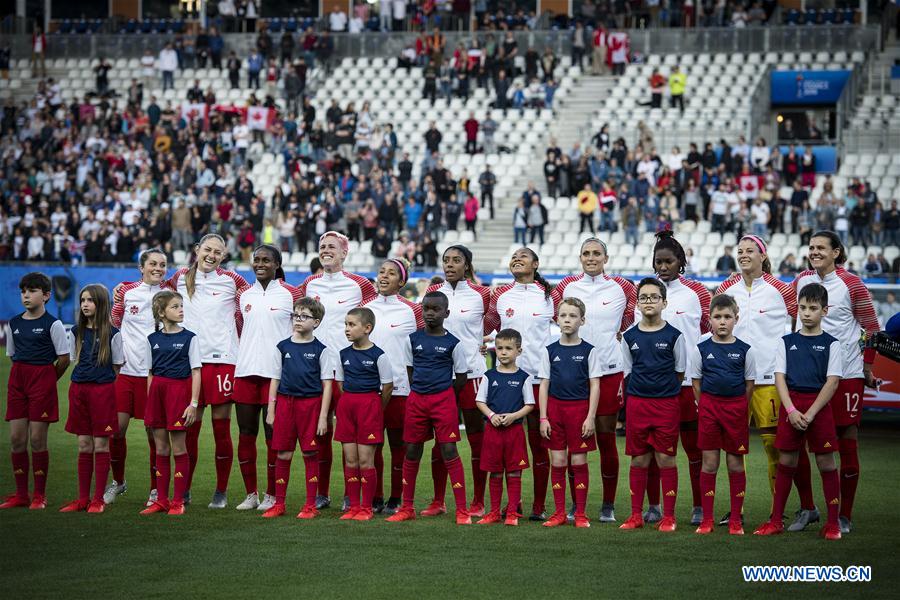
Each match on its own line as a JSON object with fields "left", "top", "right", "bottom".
{"left": 166, "top": 234, "right": 249, "bottom": 509}
{"left": 640, "top": 229, "right": 711, "bottom": 527}
{"left": 485, "top": 247, "right": 558, "bottom": 521}
{"left": 232, "top": 244, "right": 302, "bottom": 511}
{"left": 715, "top": 234, "right": 797, "bottom": 525}
{"left": 421, "top": 245, "right": 492, "bottom": 518}
{"left": 362, "top": 257, "right": 425, "bottom": 515}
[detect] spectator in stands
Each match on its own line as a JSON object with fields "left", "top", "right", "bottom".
{"left": 622, "top": 196, "right": 642, "bottom": 247}
{"left": 750, "top": 137, "right": 770, "bottom": 172}
{"left": 512, "top": 198, "right": 528, "bottom": 245}
{"left": 798, "top": 199, "right": 814, "bottom": 245}
{"left": 31, "top": 25, "right": 47, "bottom": 78}
{"left": 330, "top": 6, "right": 348, "bottom": 31}
{"left": 315, "top": 31, "right": 334, "bottom": 73}
{"left": 219, "top": 0, "right": 237, "bottom": 32}
{"left": 715, "top": 245, "right": 737, "bottom": 275}
{"left": 750, "top": 196, "right": 770, "bottom": 237}
{"left": 864, "top": 254, "right": 882, "bottom": 277}
{"left": 464, "top": 192, "right": 480, "bottom": 239}
{"left": 392, "top": 0, "right": 407, "bottom": 31}
{"left": 779, "top": 253, "right": 799, "bottom": 276}
{"left": 398, "top": 44, "right": 416, "bottom": 71}
{"left": 423, "top": 61, "right": 437, "bottom": 105}
{"left": 608, "top": 29, "right": 629, "bottom": 76}
{"left": 850, "top": 200, "right": 870, "bottom": 247}
{"left": 544, "top": 151, "right": 562, "bottom": 198}
{"left": 879, "top": 292, "right": 899, "bottom": 327}
{"left": 884, "top": 200, "right": 899, "bottom": 247}
{"left": 640, "top": 68, "right": 667, "bottom": 108}
{"left": 247, "top": 49, "right": 263, "bottom": 89}
{"left": 478, "top": 165, "right": 496, "bottom": 219}
{"left": 227, "top": 52, "right": 241, "bottom": 88}
{"left": 572, "top": 21, "right": 587, "bottom": 69}
{"left": 870, "top": 201, "right": 885, "bottom": 247}
{"left": 159, "top": 43, "right": 179, "bottom": 91}
{"left": 668, "top": 66, "right": 686, "bottom": 113}
{"left": 280, "top": 29, "right": 295, "bottom": 66}
{"left": 464, "top": 113, "right": 479, "bottom": 154}
{"left": 576, "top": 183, "right": 598, "bottom": 234}
{"left": 372, "top": 226, "right": 392, "bottom": 259}
{"left": 528, "top": 195, "right": 547, "bottom": 244}
{"left": 708, "top": 182, "right": 730, "bottom": 235}
{"left": 591, "top": 24, "right": 608, "bottom": 76}
{"left": 425, "top": 121, "right": 442, "bottom": 154}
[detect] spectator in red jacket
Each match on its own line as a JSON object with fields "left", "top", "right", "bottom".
{"left": 464, "top": 113, "right": 479, "bottom": 155}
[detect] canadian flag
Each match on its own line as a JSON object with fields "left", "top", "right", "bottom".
{"left": 247, "top": 106, "right": 273, "bottom": 131}
{"left": 181, "top": 102, "right": 207, "bottom": 123}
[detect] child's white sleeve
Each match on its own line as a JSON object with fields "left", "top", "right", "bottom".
{"left": 620, "top": 337, "right": 632, "bottom": 376}
{"left": 401, "top": 336, "right": 413, "bottom": 368}
{"left": 377, "top": 353, "right": 394, "bottom": 385}
{"left": 522, "top": 379, "right": 536, "bottom": 405}
{"left": 451, "top": 342, "right": 469, "bottom": 375}
{"left": 673, "top": 334, "right": 687, "bottom": 373}
{"left": 773, "top": 338, "right": 786, "bottom": 375}
{"left": 5, "top": 323, "right": 14, "bottom": 357}
{"left": 319, "top": 348, "right": 337, "bottom": 381}
{"left": 67, "top": 330, "right": 76, "bottom": 357}
{"left": 50, "top": 320, "right": 69, "bottom": 356}
{"left": 588, "top": 347, "right": 603, "bottom": 378}
{"left": 826, "top": 341, "right": 843, "bottom": 378}
{"left": 474, "top": 375, "right": 489, "bottom": 404}
{"left": 111, "top": 331, "right": 125, "bottom": 366}
{"left": 744, "top": 347, "right": 757, "bottom": 381}
{"left": 688, "top": 345, "right": 703, "bottom": 381}
{"left": 334, "top": 351, "right": 345, "bottom": 382}
{"left": 537, "top": 346, "right": 551, "bottom": 380}
{"left": 188, "top": 336, "right": 202, "bottom": 369}
{"left": 144, "top": 337, "right": 154, "bottom": 373}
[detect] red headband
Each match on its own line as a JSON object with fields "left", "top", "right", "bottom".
{"left": 741, "top": 235, "right": 767, "bottom": 254}
{"left": 388, "top": 259, "right": 409, "bottom": 283}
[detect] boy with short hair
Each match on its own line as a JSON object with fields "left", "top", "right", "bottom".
{"left": 475, "top": 328, "right": 534, "bottom": 526}
{"left": 264, "top": 297, "right": 337, "bottom": 519}
{"left": 688, "top": 294, "right": 757, "bottom": 535}
{"left": 538, "top": 297, "right": 601, "bottom": 528}
{"left": 387, "top": 291, "right": 470, "bottom": 524}
{"left": 754, "top": 283, "right": 843, "bottom": 540}
{"left": 619, "top": 278, "right": 687, "bottom": 532}
{"left": 333, "top": 306, "right": 394, "bottom": 521}
{"left": 2, "top": 272, "right": 70, "bottom": 509}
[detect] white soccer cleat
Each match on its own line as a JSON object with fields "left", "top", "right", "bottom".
{"left": 257, "top": 493, "right": 276, "bottom": 511}
{"left": 145, "top": 488, "right": 158, "bottom": 507}
{"left": 236, "top": 492, "right": 260, "bottom": 510}
{"left": 103, "top": 480, "right": 127, "bottom": 505}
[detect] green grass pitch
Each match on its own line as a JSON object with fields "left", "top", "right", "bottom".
{"left": 1, "top": 352, "right": 899, "bottom": 599}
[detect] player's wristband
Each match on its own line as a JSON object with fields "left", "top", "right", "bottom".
{"left": 190, "top": 401, "right": 199, "bottom": 408}
{"left": 785, "top": 405, "right": 796, "bottom": 415}
{"left": 488, "top": 412, "right": 495, "bottom": 420}
{"left": 540, "top": 417, "right": 549, "bottom": 423}
{"left": 268, "top": 397, "right": 277, "bottom": 404}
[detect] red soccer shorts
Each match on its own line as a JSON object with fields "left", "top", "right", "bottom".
{"left": 481, "top": 422, "right": 529, "bottom": 472}
{"left": 66, "top": 382, "right": 118, "bottom": 437}
{"left": 114, "top": 373, "right": 148, "bottom": 420}
{"left": 144, "top": 376, "right": 192, "bottom": 431}
{"left": 404, "top": 387, "right": 461, "bottom": 444}
{"left": 6, "top": 362, "right": 58, "bottom": 422}
{"left": 678, "top": 385, "right": 698, "bottom": 422}
{"left": 597, "top": 372, "right": 624, "bottom": 416}
{"left": 233, "top": 375, "right": 270, "bottom": 406}
{"left": 625, "top": 395, "right": 680, "bottom": 457}
{"left": 199, "top": 363, "right": 236, "bottom": 407}
{"left": 544, "top": 397, "right": 597, "bottom": 453}
{"left": 334, "top": 391, "right": 384, "bottom": 445}
{"left": 830, "top": 377, "right": 864, "bottom": 427}
{"left": 776, "top": 391, "right": 838, "bottom": 454}
{"left": 457, "top": 378, "right": 479, "bottom": 410}
{"left": 697, "top": 392, "right": 749, "bottom": 455}
{"left": 272, "top": 394, "right": 322, "bottom": 452}
{"left": 383, "top": 395, "right": 407, "bottom": 430}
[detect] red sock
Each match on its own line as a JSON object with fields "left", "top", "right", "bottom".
{"left": 185, "top": 421, "right": 202, "bottom": 490}
{"left": 316, "top": 426, "right": 333, "bottom": 497}
{"left": 344, "top": 465, "right": 361, "bottom": 508}
{"left": 728, "top": 470, "right": 746, "bottom": 519}
{"left": 528, "top": 428, "right": 549, "bottom": 514}
{"left": 629, "top": 465, "right": 648, "bottom": 516}
{"left": 93, "top": 451, "right": 111, "bottom": 503}
{"left": 237, "top": 433, "right": 258, "bottom": 495}
{"left": 389, "top": 445, "right": 404, "bottom": 499}
{"left": 173, "top": 453, "right": 189, "bottom": 502}
{"left": 444, "top": 455, "right": 468, "bottom": 512}
{"left": 275, "top": 457, "right": 291, "bottom": 507}
{"left": 401, "top": 458, "right": 420, "bottom": 509}
{"left": 597, "top": 432, "right": 619, "bottom": 504}
{"left": 572, "top": 462, "right": 589, "bottom": 516}
{"left": 488, "top": 474, "right": 503, "bottom": 515}
{"left": 794, "top": 448, "right": 815, "bottom": 509}
{"left": 430, "top": 445, "right": 447, "bottom": 503}
{"left": 156, "top": 454, "right": 171, "bottom": 503}
{"left": 660, "top": 465, "right": 678, "bottom": 518}
{"left": 700, "top": 470, "right": 716, "bottom": 522}
{"left": 647, "top": 456, "right": 661, "bottom": 506}
{"left": 374, "top": 445, "right": 384, "bottom": 500}
{"left": 468, "top": 431, "right": 486, "bottom": 505}
{"left": 773, "top": 463, "right": 796, "bottom": 524}
{"left": 681, "top": 429, "right": 702, "bottom": 507}
{"left": 11, "top": 451, "right": 28, "bottom": 498}
{"left": 361, "top": 467, "right": 377, "bottom": 509}
{"left": 550, "top": 465, "right": 567, "bottom": 515}
{"left": 302, "top": 454, "right": 318, "bottom": 507}
{"left": 838, "top": 438, "right": 859, "bottom": 520}
{"left": 506, "top": 473, "right": 522, "bottom": 515}
{"left": 505, "top": 473, "right": 522, "bottom": 515}
{"left": 265, "top": 439, "right": 276, "bottom": 497}
{"left": 109, "top": 437, "right": 126, "bottom": 483}
{"left": 32, "top": 450, "right": 48, "bottom": 497}
{"left": 148, "top": 437, "right": 157, "bottom": 492}
{"left": 821, "top": 468, "right": 840, "bottom": 526}
{"left": 77, "top": 452, "right": 93, "bottom": 502}
{"left": 211, "top": 418, "right": 233, "bottom": 493}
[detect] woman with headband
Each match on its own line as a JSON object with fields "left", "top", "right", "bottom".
{"left": 232, "top": 245, "right": 302, "bottom": 512}
{"left": 715, "top": 234, "right": 797, "bottom": 526}
{"left": 298, "top": 231, "right": 378, "bottom": 511}
{"left": 166, "top": 234, "right": 249, "bottom": 509}
{"left": 552, "top": 237, "right": 636, "bottom": 523}
{"left": 485, "top": 247, "right": 559, "bottom": 521}
{"left": 362, "top": 257, "right": 425, "bottom": 515}
{"left": 423, "top": 245, "right": 493, "bottom": 518}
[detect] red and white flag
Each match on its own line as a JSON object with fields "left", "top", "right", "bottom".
{"left": 181, "top": 102, "right": 208, "bottom": 123}
{"left": 247, "top": 106, "right": 273, "bottom": 131}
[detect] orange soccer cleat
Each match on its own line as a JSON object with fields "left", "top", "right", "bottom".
{"left": 28, "top": 494, "right": 47, "bottom": 510}
{"left": 59, "top": 499, "right": 89, "bottom": 513}
{"left": 477, "top": 511, "right": 502, "bottom": 525}
{"left": 262, "top": 504, "right": 286, "bottom": 518}
{"left": 573, "top": 514, "right": 591, "bottom": 528}
{"left": 419, "top": 500, "right": 447, "bottom": 517}
{"left": 619, "top": 513, "right": 644, "bottom": 530}
{"left": 385, "top": 507, "right": 416, "bottom": 522}
{"left": 352, "top": 508, "right": 374, "bottom": 521}
{"left": 819, "top": 523, "right": 842, "bottom": 541}
{"left": 140, "top": 500, "right": 170, "bottom": 515}
{"left": 728, "top": 520, "right": 744, "bottom": 535}
{"left": 296, "top": 505, "right": 318, "bottom": 519}
{"left": 468, "top": 501, "right": 485, "bottom": 518}
{"left": 86, "top": 500, "right": 106, "bottom": 514}
{"left": 0, "top": 494, "right": 30, "bottom": 509}
{"left": 167, "top": 502, "right": 185, "bottom": 516}
{"left": 753, "top": 520, "right": 785, "bottom": 536}
{"left": 340, "top": 506, "right": 361, "bottom": 520}
{"left": 657, "top": 516, "right": 677, "bottom": 532}
{"left": 542, "top": 512, "right": 568, "bottom": 528}
{"left": 695, "top": 519, "right": 715, "bottom": 534}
